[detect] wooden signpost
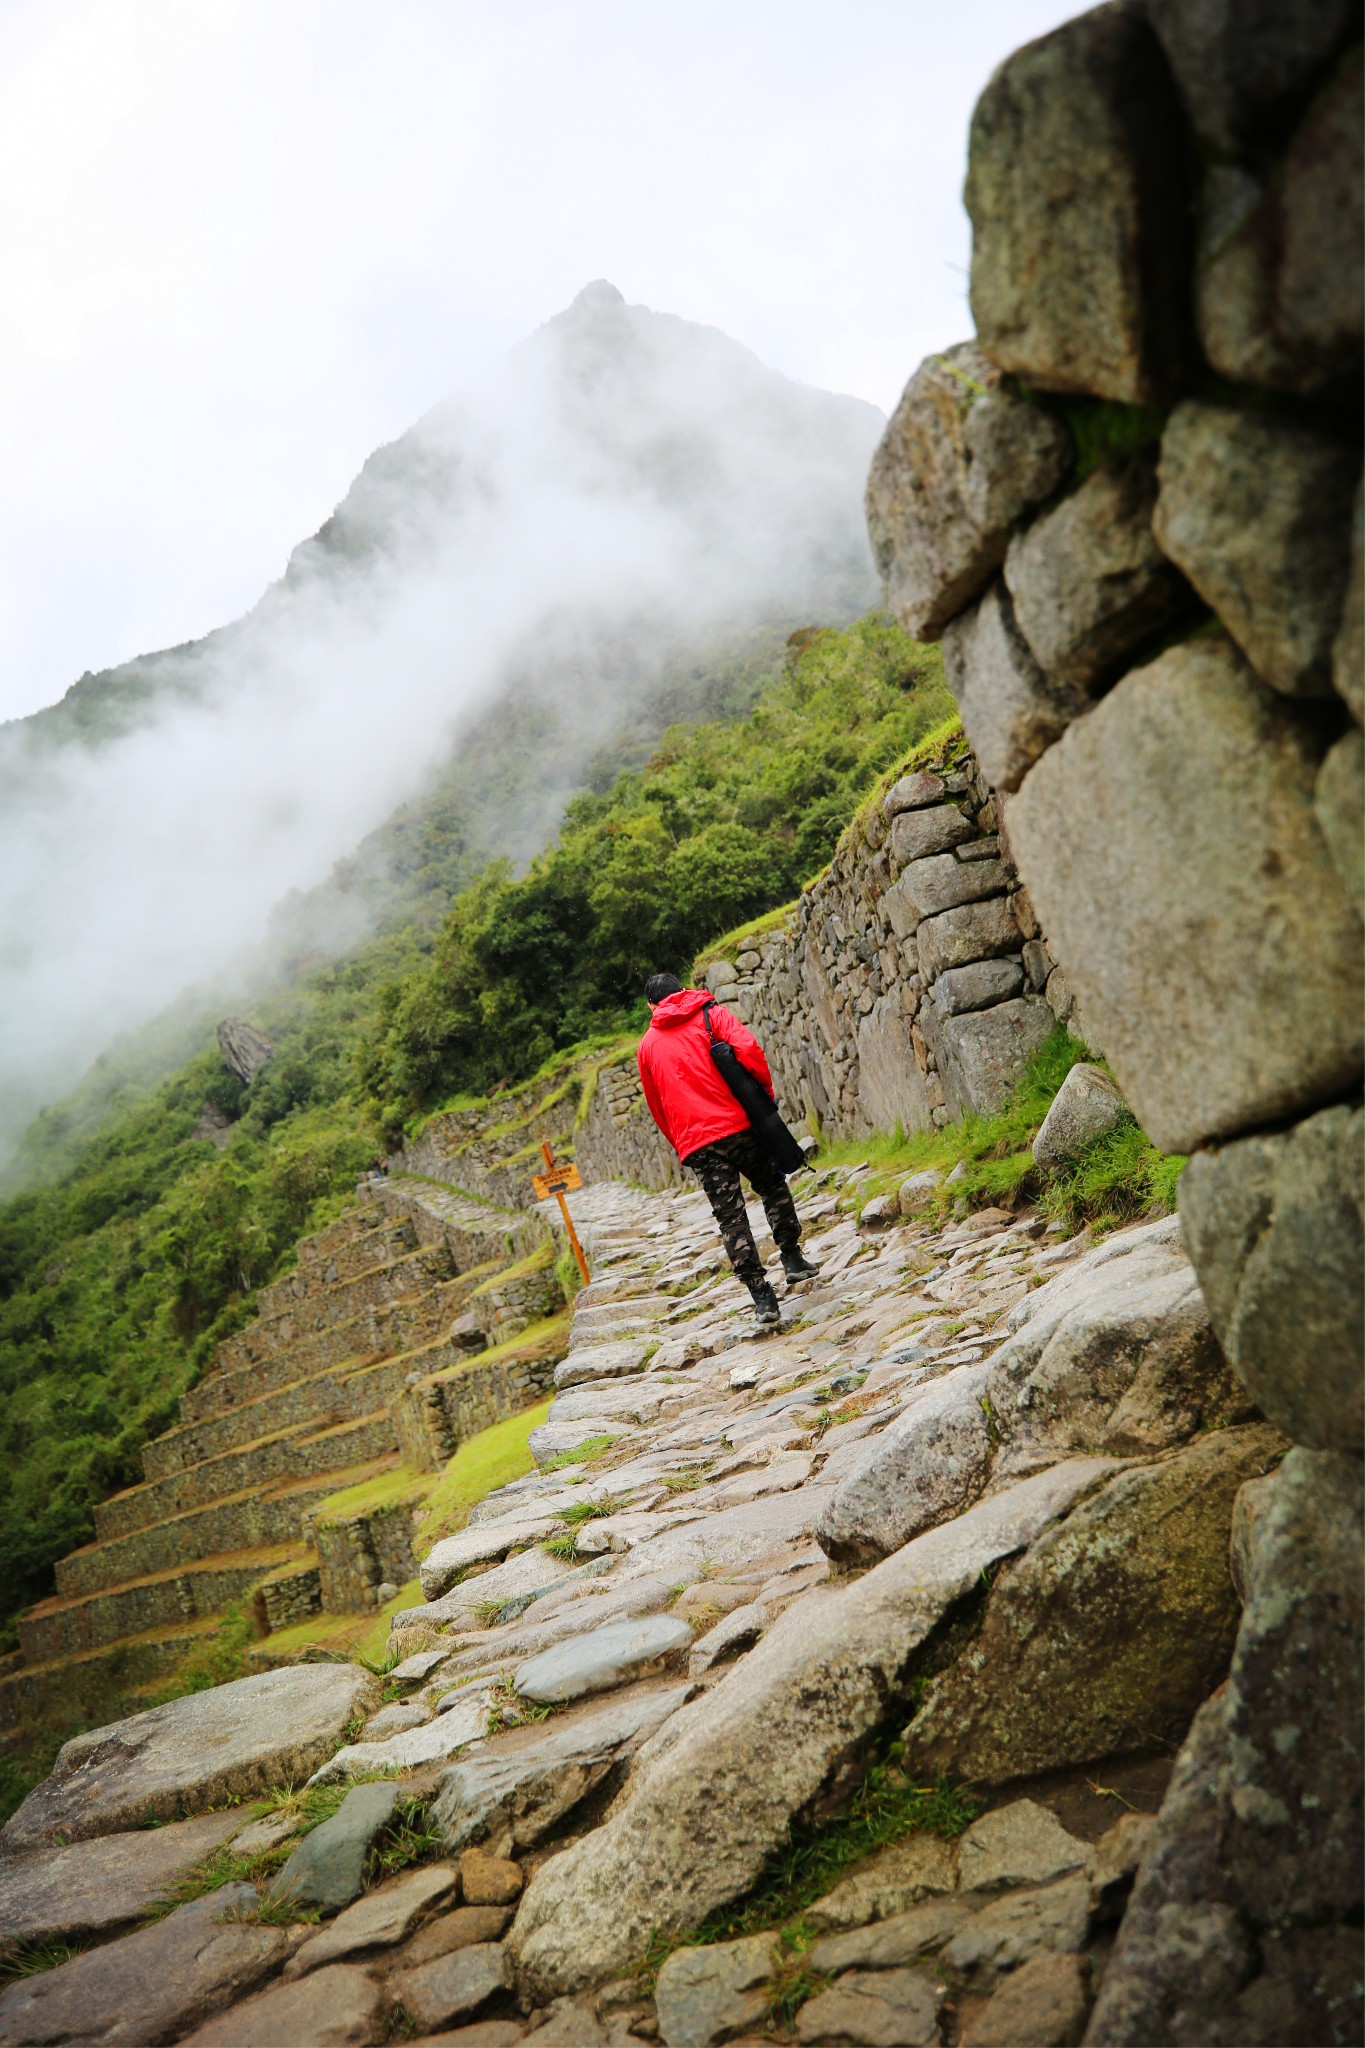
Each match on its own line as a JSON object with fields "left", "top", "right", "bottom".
{"left": 532, "top": 1141, "right": 589, "bottom": 1286}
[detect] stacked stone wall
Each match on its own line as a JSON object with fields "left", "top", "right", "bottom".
{"left": 868, "top": 6, "right": 1363, "bottom": 2039}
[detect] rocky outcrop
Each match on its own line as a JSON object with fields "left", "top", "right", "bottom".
{"left": 215, "top": 1017, "right": 275, "bottom": 1086}
{"left": 870, "top": 1, "right": 1363, "bottom": 2034}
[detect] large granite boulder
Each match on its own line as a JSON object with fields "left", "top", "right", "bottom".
{"left": 1004, "top": 457, "right": 1191, "bottom": 693}
{"left": 507, "top": 1460, "right": 1118, "bottom": 1997}
{"left": 866, "top": 342, "right": 1072, "bottom": 639}
{"left": 1087, "top": 1448, "right": 1363, "bottom": 2045}
{"left": 216, "top": 1017, "right": 275, "bottom": 1086}
{"left": 816, "top": 1364, "right": 995, "bottom": 1565}
{"left": 903, "top": 1424, "right": 1287, "bottom": 1784}
{"left": 1, "top": 1663, "right": 377, "bottom": 1853}
{"left": 942, "top": 581, "right": 1087, "bottom": 792}
{"left": 1008, "top": 635, "right": 1364, "bottom": 1153}
{"left": 1031, "top": 1061, "right": 1128, "bottom": 1168}
{"left": 1154, "top": 402, "right": 1359, "bottom": 698}
{"left": 1179, "top": 1102, "right": 1364, "bottom": 1453}
{"left": 1146, "top": 0, "right": 1358, "bottom": 154}
{"left": 1194, "top": 49, "right": 1363, "bottom": 396}
{"left": 984, "top": 1214, "right": 1254, "bottom": 1477}
{"left": 966, "top": 2, "right": 1191, "bottom": 403}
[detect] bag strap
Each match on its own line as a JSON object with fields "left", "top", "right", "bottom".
{"left": 699, "top": 997, "right": 717, "bottom": 1043}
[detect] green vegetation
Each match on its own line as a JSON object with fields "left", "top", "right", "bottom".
{"left": 644, "top": 1744, "right": 978, "bottom": 1985}
{"left": 144, "top": 1603, "right": 255, "bottom": 1706}
{"left": 815, "top": 1030, "right": 1184, "bottom": 1233}
{"left": 0, "top": 612, "right": 945, "bottom": 1649}
{"left": 360, "top": 617, "right": 951, "bottom": 1126}
{"left": 540, "top": 1433, "right": 616, "bottom": 1471}
{"left": 411, "top": 1397, "right": 551, "bottom": 1558}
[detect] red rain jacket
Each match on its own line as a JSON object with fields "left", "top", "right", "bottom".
{"left": 637, "top": 989, "right": 775, "bottom": 1163}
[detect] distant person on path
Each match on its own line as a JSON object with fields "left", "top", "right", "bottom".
{"left": 637, "top": 973, "right": 819, "bottom": 1327}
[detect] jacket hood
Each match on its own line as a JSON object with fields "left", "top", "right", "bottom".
{"left": 648, "top": 988, "right": 712, "bottom": 1028}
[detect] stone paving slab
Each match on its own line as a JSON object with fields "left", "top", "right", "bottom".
{"left": 1, "top": 1663, "right": 377, "bottom": 1852}
{"left": 0, "top": 1808, "right": 245, "bottom": 1944}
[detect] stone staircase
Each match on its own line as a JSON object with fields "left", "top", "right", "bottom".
{"left": 2, "top": 1176, "right": 564, "bottom": 1736}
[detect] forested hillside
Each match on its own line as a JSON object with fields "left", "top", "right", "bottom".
{"left": 0, "top": 612, "right": 949, "bottom": 1646}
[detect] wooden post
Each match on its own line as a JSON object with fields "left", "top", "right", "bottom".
{"left": 542, "top": 1141, "right": 590, "bottom": 1287}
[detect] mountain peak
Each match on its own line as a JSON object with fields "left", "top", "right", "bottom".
{"left": 570, "top": 279, "right": 626, "bottom": 310}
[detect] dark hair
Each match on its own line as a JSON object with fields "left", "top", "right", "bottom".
{"left": 644, "top": 972, "right": 684, "bottom": 1004}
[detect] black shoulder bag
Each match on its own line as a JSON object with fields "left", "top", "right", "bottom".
{"left": 700, "top": 1001, "right": 809, "bottom": 1176}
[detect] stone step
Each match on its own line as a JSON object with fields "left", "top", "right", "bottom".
{"left": 55, "top": 1449, "right": 396, "bottom": 1598}
{"left": 95, "top": 1407, "right": 402, "bottom": 1543}
{"left": 19, "top": 1542, "right": 309, "bottom": 1663}
{"left": 289, "top": 1211, "right": 417, "bottom": 1290}
{"left": 185, "top": 1277, "right": 469, "bottom": 1421}
{"left": 143, "top": 1353, "right": 419, "bottom": 1480}
{"left": 252, "top": 1239, "right": 455, "bottom": 1336}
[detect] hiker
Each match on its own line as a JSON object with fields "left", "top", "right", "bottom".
{"left": 637, "top": 973, "right": 819, "bottom": 1326}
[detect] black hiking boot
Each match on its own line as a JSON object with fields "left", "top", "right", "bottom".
{"left": 782, "top": 1252, "right": 821, "bottom": 1287}
{"left": 749, "top": 1279, "right": 782, "bottom": 1328}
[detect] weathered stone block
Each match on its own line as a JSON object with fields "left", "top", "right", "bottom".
{"left": 1195, "top": 49, "right": 1363, "bottom": 396}
{"left": 816, "top": 1364, "right": 994, "bottom": 1565}
{"left": 927, "top": 995, "right": 1056, "bottom": 1118}
{"left": 1154, "top": 402, "right": 1359, "bottom": 697}
{"left": 855, "top": 996, "right": 935, "bottom": 1135}
{"left": 1179, "top": 1102, "right": 1364, "bottom": 1453}
{"left": 966, "top": 2, "right": 1192, "bottom": 403}
{"left": 889, "top": 803, "right": 976, "bottom": 868}
{"left": 1146, "top": 0, "right": 1358, "bottom": 154}
{"left": 915, "top": 896, "right": 1023, "bottom": 983}
{"left": 890, "top": 853, "right": 1008, "bottom": 929}
{"left": 1031, "top": 1061, "right": 1128, "bottom": 1168}
{"left": 904, "top": 1423, "right": 1286, "bottom": 1784}
{"left": 1005, "top": 457, "right": 1191, "bottom": 692}
{"left": 986, "top": 1214, "right": 1255, "bottom": 1476}
{"left": 1087, "top": 1447, "right": 1363, "bottom": 2046}
{"left": 882, "top": 770, "right": 947, "bottom": 817}
{"left": 1316, "top": 724, "right": 1364, "bottom": 922}
{"left": 1009, "top": 636, "right": 1364, "bottom": 1152}
{"left": 943, "top": 582, "right": 1088, "bottom": 793}
{"left": 932, "top": 957, "right": 1024, "bottom": 1016}
{"left": 866, "top": 342, "right": 1071, "bottom": 638}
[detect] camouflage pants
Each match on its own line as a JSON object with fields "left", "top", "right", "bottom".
{"left": 686, "top": 1128, "right": 802, "bottom": 1290}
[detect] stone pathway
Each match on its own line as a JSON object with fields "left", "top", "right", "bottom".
{"left": 0, "top": 1165, "right": 1280, "bottom": 2045}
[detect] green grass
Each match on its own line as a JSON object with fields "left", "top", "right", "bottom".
{"left": 542, "top": 1531, "right": 581, "bottom": 1561}
{"left": 141, "top": 1777, "right": 433, "bottom": 1927}
{"left": 554, "top": 1494, "right": 623, "bottom": 1526}
{"left": 0, "top": 1938, "right": 92, "bottom": 1985}
{"left": 143, "top": 1603, "right": 255, "bottom": 1707}
{"left": 540, "top": 1434, "right": 617, "bottom": 1472}
{"left": 813, "top": 1030, "right": 1183, "bottom": 1235}
{"left": 311, "top": 1465, "right": 432, "bottom": 1528}
{"left": 641, "top": 1747, "right": 979, "bottom": 1987}
{"left": 411, "top": 1398, "right": 551, "bottom": 1558}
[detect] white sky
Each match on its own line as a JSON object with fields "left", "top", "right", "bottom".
{"left": 0, "top": 0, "right": 1074, "bottom": 724}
